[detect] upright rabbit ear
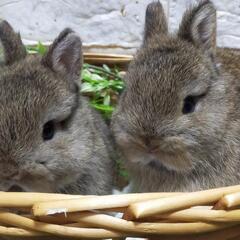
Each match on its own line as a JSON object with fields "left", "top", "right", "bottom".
{"left": 178, "top": 0, "right": 216, "bottom": 55}
{"left": 42, "top": 28, "right": 82, "bottom": 83}
{"left": 0, "top": 20, "right": 27, "bottom": 65}
{"left": 144, "top": 1, "right": 168, "bottom": 43}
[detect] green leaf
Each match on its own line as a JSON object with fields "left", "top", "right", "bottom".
{"left": 103, "top": 64, "right": 111, "bottom": 72}
{"left": 98, "top": 83, "right": 109, "bottom": 91}
{"left": 90, "top": 73, "right": 104, "bottom": 81}
{"left": 26, "top": 42, "right": 47, "bottom": 55}
{"left": 116, "top": 159, "right": 130, "bottom": 180}
{"left": 103, "top": 94, "right": 110, "bottom": 106}
{"left": 37, "top": 41, "right": 47, "bottom": 55}
{"left": 26, "top": 46, "right": 38, "bottom": 54}
{"left": 81, "top": 82, "right": 96, "bottom": 93}
{"left": 90, "top": 103, "right": 114, "bottom": 112}
{"left": 120, "top": 169, "right": 129, "bottom": 179}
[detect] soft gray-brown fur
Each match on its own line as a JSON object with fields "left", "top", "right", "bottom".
{"left": 0, "top": 21, "right": 114, "bottom": 195}
{"left": 111, "top": 0, "right": 240, "bottom": 192}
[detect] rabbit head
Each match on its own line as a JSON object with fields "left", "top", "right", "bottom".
{"left": 0, "top": 21, "right": 113, "bottom": 194}
{"left": 111, "top": 1, "right": 239, "bottom": 191}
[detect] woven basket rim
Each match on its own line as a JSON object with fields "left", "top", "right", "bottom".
{"left": 0, "top": 185, "right": 240, "bottom": 239}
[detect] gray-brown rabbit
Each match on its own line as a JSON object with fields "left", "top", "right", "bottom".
{"left": 111, "top": 0, "right": 240, "bottom": 192}
{"left": 0, "top": 21, "right": 114, "bottom": 195}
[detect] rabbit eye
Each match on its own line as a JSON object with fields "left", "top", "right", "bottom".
{"left": 42, "top": 121, "right": 55, "bottom": 141}
{"left": 182, "top": 96, "right": 197, "bottom": 114}
{"left": 182, "top": 91, "right": 208, "bottom": 114}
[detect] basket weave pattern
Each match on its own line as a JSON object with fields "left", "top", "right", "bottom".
{"left": 0, "top": 185, "right": 240, "bottom": 239}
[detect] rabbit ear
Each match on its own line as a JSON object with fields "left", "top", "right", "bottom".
{"left": 144, "top": 1, "right": 168, "bottom": 43}
{"left": 0, "top": 20, "right": 27, "bottom": 65}
{"left": 178, "top": 0, "right": 216, "bottom": 54}
{"left": 42, "top": 28, "right": 82, "bottom": 83}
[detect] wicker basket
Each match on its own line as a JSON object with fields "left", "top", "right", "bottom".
{"left": 0, "top": 185, "right": 240, "bottom": 239}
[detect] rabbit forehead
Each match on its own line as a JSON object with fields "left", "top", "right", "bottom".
{"left": 125, "top": 45, "right": 205, "bottom": 106}
{"left": 0, "top": 57, "right": 76, "bottom": 151}
{"left": 132, "top": 39, "right": 203, "bottom": 87}
{"left": 0, "top": 55, "right": 74, "bottom": 108}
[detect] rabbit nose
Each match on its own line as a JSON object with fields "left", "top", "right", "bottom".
{"left": 144, "top": 138, "right": 159, "bottom": 153}
{"left": 148, "top": 145, "right": 160, "bottom": 153}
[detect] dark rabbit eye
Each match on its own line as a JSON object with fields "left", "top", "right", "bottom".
{"left": 182, "top": 93, "right": 207, "bottom": 114}
{"left": 42, "top": 121, "right": 55, "bottom": 141}
{"left": 182, "top": 96, "right": 197, "bottom": 114}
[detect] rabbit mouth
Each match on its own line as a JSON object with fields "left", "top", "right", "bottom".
{"left": 119, "top": 139, "right": 193, "bottom": 172}
{"left": 115, "top": 131, "right": 195, "bottom": 172}
{"left": 123, "top": 145, "right": 193, "bottom": 172}
{"left": 147, "top": 151, "right": 193, "bottom": 172}
{"left": 7, "top": 184, "right": 25, "bottom": 192}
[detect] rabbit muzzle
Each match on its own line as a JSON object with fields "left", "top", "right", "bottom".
{"left": 116, "top": 131, "right": 194, "bottom": 172}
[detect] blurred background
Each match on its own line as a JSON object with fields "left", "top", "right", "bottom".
{"left": 0, "top": 0, "right": 239, "bottom": 54}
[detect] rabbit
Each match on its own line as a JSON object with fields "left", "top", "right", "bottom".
{"left": 0, "top": 20, "right": 115, "bottom": 195}
{"left": 111, "top": 0, "right": 240, "bottom": 193}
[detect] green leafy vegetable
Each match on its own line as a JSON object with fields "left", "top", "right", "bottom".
{"left": 26, "top": 42, "right": 47, "bottom": 55}
{"left": 81, "top": 63, "right": 124, "bottom": 118}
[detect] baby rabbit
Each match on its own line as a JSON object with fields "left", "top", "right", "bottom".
{"left": 111, "top": 0, "right": 240, "bottom": 192}
{"left": 0, "top": 20, "right": 114, "bottom": 195}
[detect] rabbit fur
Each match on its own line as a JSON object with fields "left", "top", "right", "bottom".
{"left": 0, "top": 21, "right": 115, "bottom": 195}
{"left": 111, "top": 0, "right": 240, "bottom": 192}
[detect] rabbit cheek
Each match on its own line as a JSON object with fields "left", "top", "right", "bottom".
{"left": 154, "top": 138, "right": 194, "bottom": 172}
{"left": 122, "top": 146, "right": 151, "bottom": 165}
{"left": 16, "top": 162, "right": 56, "bottom": 192}
{"left": 153, "top": 151, "right": 193, "bottom": 172}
